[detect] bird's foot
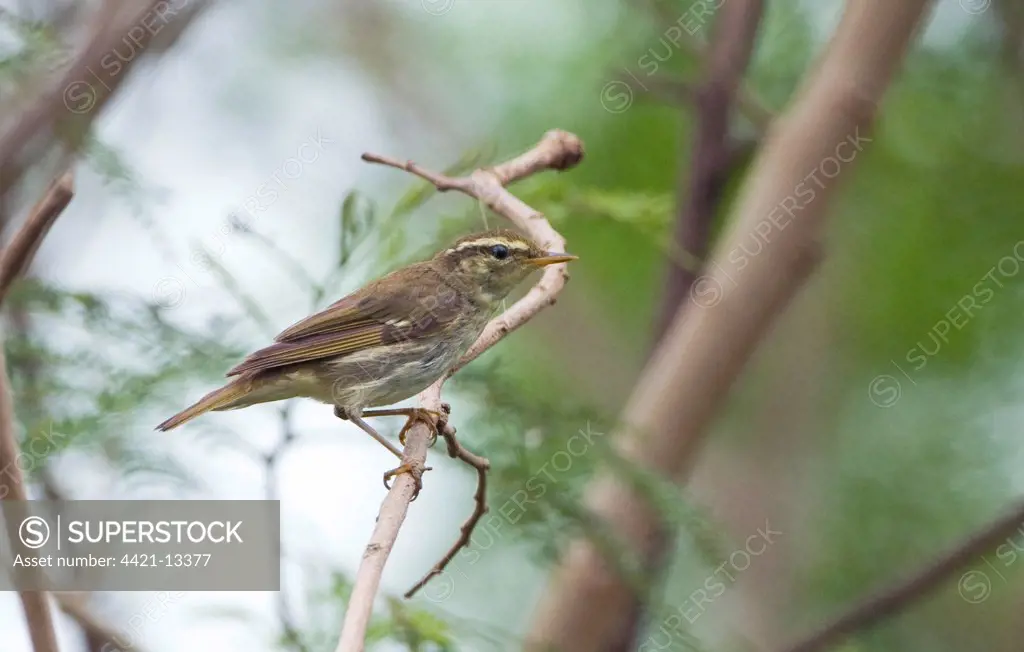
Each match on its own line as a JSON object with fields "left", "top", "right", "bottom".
{"left": 397, "top": 409, "right": 442, "bottom": 448}
{"left": 357, "top": 407, "right": 445, "bottom": 447}
{"left": 382, "top": 463, "right": 432, "bottom": 500}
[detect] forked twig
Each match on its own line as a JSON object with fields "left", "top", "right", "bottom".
{"left": 333, "top": 130, "right": 583, "bottom": 652}
{"left": 403, "top": 409, "right": 490, "bottom": 599}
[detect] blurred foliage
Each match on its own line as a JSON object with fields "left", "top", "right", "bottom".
{"left": 5, "top": 278, "right": 241, "bottom": 490}
{"left": 271, "top": 571, "right": 460, "bottom": 652}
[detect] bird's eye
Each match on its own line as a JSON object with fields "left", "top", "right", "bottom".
{"left": 490, "top": 244, "right": 510, "bottom": 260}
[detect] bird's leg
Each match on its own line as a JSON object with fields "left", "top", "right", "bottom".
{"left": 358, "top": 408, "right": 443, "bottom": 447}
{"left": 337, "top": 409, "right": 404, "bottom": 459}
{"left": 334, "top": 406, "right": 429, "bottom": 499}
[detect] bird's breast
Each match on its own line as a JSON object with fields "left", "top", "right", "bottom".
{"left": 325, "top": 324, "right": 485, "bottom": 410}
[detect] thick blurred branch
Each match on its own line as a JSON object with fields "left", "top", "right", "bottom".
{"left": 995, "top": 0, "right": 1024, "bottom": 72}
{"left": 0, "top": 0, "right": 209, "bottom": 202}
{"left": 0, "top": 172, "right": 73, "bottom": 302}
{"left": 782, "top": 496, "right": 1024, "bottom": 652}
{"left": 526, "top": 2, "right": 934, "bottom": 650}
{"left": 0, "top": 172, "right": 74, "bottom": 652}
{"left": 616, "top": 3, "right": 767, "bottom": 649}
{"left": 333, "top": 130, "right": 583, "bottom": 652}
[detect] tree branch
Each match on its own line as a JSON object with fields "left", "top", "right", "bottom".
{"left": 0, "top": 0, "right": 208, "bottom": 201}
{"left": 616, "top": 3, "right": 768, "bottom": 650}
{"left": 0, "top": 171, "right": 75, "bottom": 652}
{"left": 781, "top": 497, "right": 1024, "bottom": 652}
{"left": 526, "top": 2, "right": 934, "bottom": 650}
{"left": 635, "top": 0, "right": 774, "bottom": 132}
{"left": 403, "top": 412, "right": 490, "bottom": 599}
{"left": 654, "top": 0, "right": 766, "bottom": 341}
{"left": 0, "top": 172, "right": 73, "bottom": 303}
{"left": 333, "top": 130, "right": 583, "bottom": 652}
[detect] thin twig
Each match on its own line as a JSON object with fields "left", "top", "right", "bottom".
{"left": 268, "top": 407, "right": 312, "bottom": 652}
{"left": 404, "top": 413, "right": 490, "bottom": 599}
{"left": 781, "top": 497, "right": 1024, "bottom": 652}
{"left": 359, "top": 154, "right": 470, "bottom": 192}
{"left": 334, "top": 130, "right": 583, "bottom": 652}
{"left": 0, "top": 171, "right": 75, "bottom": 652}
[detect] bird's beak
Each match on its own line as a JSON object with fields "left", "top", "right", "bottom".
{"left": 528, "top": 252, "right": 578, "bottom": 267}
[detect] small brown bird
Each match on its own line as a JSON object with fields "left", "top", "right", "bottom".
{"left": 156, "top": 229, "right": 576, "bottom": 489}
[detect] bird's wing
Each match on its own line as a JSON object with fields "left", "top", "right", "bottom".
{"left": 225, "top": 264, "right": 462, "bottom": 376}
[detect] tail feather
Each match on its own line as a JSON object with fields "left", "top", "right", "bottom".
{"left": 156, "top": 381, "right": 249, "bottom": 431}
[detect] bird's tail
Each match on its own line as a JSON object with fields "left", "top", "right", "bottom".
{"left": 156, "top": 380, "right": 250, "bottom": 431}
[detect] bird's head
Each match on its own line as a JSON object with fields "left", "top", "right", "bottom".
{"left": 434, "top": 228, "right": 576, "bottom": 305}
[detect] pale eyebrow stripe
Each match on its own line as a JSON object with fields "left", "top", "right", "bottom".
{"left": 452, "top": 238, "right": 530, "bottom": 252}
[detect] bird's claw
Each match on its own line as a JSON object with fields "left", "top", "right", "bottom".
{"left": 397, "top": 409, "right": 442, "bottom": 448}
{"left": 382, "top": 463, "right": 432, "bottom": 500}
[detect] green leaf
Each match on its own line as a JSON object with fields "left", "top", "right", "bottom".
{"left": 339, "top": 190, "right": 377, "bottom": 268}
{"left": 404, "top": 609, "right": 454, "bottom": 644}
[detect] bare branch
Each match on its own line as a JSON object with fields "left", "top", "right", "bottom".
{"left": 619, "top": 3, "right": 768, "bottom": 649}
{"left": 526, "top": 2, "right": 934, "bottom": 650}
{"left": 636, "top": 0, "right": 774, "bottom": 132}
{"left": 0, "top": 0, "right": 207, "bottom": 201}
{"left": 403, "top": 416, "right": 490, "bottom": 599}
{"left": 358, "top": 154, "right": 469, "bottom": 192}
{"left": 655, "top": 0, "right": 766, "bottom": 340}
{"left": 781, "top": 497, "right": 1024, "bottom": 652}
{"left": 0, "top": 171, "right": 75, "bottom": 652}
{"left": 0, "top": 356, "right": 60, "bottom": 652}
{"left": 333, "top": 415, "right": 432, "bottom": 652}
{"left": 0, "top": 171, "right": 73, "bottom": 303}
{"left": 334, "top": 130, "right": 583, "bottom": 652}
